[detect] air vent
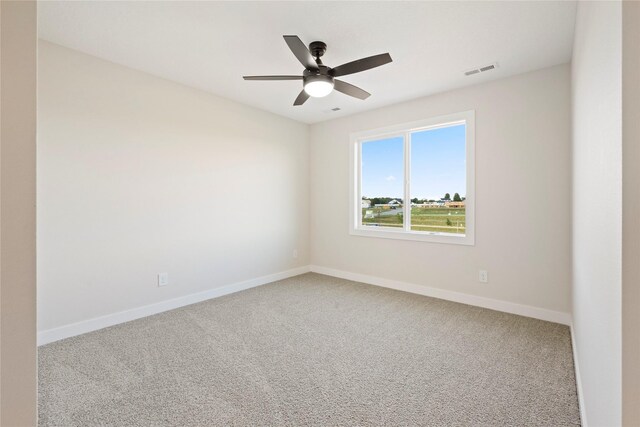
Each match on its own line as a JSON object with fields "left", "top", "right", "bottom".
{"left": 464, "top": 62, "right": 498, "bottom": 76}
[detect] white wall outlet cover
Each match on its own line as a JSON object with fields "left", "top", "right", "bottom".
{"left": 158, "top": 272, "right": 169, "bottom": 287}
{"left": 479, "top": 270, "right": 488, "bottom": 283}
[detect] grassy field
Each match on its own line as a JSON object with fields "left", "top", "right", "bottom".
{"left": 362, "top": 207, "right": 466, "bottom": 234}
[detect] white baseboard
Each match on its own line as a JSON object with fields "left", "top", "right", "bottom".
{"left": 37, "top": 265, "right": 311, "bottom": 346}
{"left": 40, "top": 264, "right": 572, "bottom": 341}
{"left": 309, "top": 265, "right": 572, "bottom": 325}
{"left": 570, "top": 324, "right": 588, "bottom": 427}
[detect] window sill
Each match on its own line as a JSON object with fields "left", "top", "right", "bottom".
{"left": 350, "top": 227, "right": 475, "bottom": 245}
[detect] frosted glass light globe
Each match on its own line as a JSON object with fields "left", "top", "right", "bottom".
{"left": 304, "top": 76, "right": 334, "bottom": 97}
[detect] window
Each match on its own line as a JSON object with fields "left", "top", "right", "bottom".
{"left": 350, "top": 110, "right": 475, "bottom": 245}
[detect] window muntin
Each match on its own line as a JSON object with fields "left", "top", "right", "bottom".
{"left": 350, "top": 111, "right": 474, "bottom": 245}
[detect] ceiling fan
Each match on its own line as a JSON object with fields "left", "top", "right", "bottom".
{"left": 243, "top": 35, "right": 392, "bottom": 106}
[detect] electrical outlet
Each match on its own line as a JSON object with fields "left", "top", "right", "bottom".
{"left": 479, "top": 270, "right": 488, "bottom": 283}
{"left": 292, "top": 249, "right": 298, "bottom": 259}
{"left": 158, "top": 272, "right": 169, "bottom": 287}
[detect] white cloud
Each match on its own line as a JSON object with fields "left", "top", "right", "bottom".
{"left": 385, "top": 175, "right": 396, "bottom": 181}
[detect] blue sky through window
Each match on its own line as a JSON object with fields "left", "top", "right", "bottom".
{"left": 361, "top": 124, "right": 466, "bottom": 200}
{"left": 361, "top": 136, "right": 404, "bottom": 198}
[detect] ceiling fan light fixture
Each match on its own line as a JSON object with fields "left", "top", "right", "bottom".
{"left": 303, "top": 75, "right": 334, "bottom": 98}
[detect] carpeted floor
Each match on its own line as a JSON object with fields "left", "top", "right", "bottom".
{"left": 38, "top": 273, "right": 580, "bottom": 426}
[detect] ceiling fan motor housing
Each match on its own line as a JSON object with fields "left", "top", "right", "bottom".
{"left": 303, "top": 66, "right": 331, "bottom": 77}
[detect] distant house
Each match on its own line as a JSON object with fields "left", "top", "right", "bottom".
{"left": 414, "top": 201, "right": 444, "bottom": 208}
{"left": 374, "top": 199, "right": 403, "bottom": 209}
{"left": 361, "top": 199, "right": 371, "bottom": 208}
{"left": 445, "top": 201, "right": 465, "bottom": 208}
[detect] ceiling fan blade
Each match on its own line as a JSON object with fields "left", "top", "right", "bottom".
{"left": 243, "top": 75, "right": 303, "bottom": 80}
{"left": 283, "top": 35, "right": 319, "bottom": 71}
{"left": 331, "top": 53, "right": 392, "bottom": 77}
{"left": 293, "top": 90, "right": 310, "bottom": 106}
{"left": 334, "top": 80, "right": 371, "bottom": 100}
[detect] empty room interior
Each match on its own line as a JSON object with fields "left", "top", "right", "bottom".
{"left": 1, "top": 0, "right": 639, "bottom": 426}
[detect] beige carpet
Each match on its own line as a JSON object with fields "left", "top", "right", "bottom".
{"left": 38, "top": 273, "right": 580, "bottom": 426}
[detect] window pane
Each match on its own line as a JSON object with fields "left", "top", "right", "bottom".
{"left": 410, "top": 124, "right": 466, "bottom": 234}
{"left": 361, "top": 136, "right": 404, "bottom": 228}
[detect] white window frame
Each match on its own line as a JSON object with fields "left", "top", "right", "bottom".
{"left": 349, "top": 110, "right": 475, "bottom": 245}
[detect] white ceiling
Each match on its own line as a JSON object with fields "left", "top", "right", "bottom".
{"left": 38, "top": 1, "right": 577, "bottom": 124}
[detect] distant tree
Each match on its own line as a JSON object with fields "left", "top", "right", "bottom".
{"left": 446, "top": 218, "right": 452, "bottom": 226}
{"left": 428, "top": 199, "right": 436, "bottom": 203}
{"left": 443, "top": 193, "right": 451, "bottom": 201}
{"left": 411, "top": 198, "right": 419, "bottom": 204}
{"left": 453, "top": 193, "right": 462, "bottom": 202}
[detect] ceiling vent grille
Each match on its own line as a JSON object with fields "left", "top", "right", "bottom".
{"left": 464, "top": 62, "right": 498, "bottom": 76}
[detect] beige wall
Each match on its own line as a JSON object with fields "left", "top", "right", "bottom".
{"left": 0, "top": 1, "right": 38, "bottom": 425}
{"left": 309, "top": 64, "right": 572, "bottom": 314}
{"left": 37, "top": 42, "right": 309, "bottom": 332}
{"left": 572, "top": 1, "right": 622, "bottom": 425}
{"left": 622, "top": 1, "right": 640, "bottom": 425}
